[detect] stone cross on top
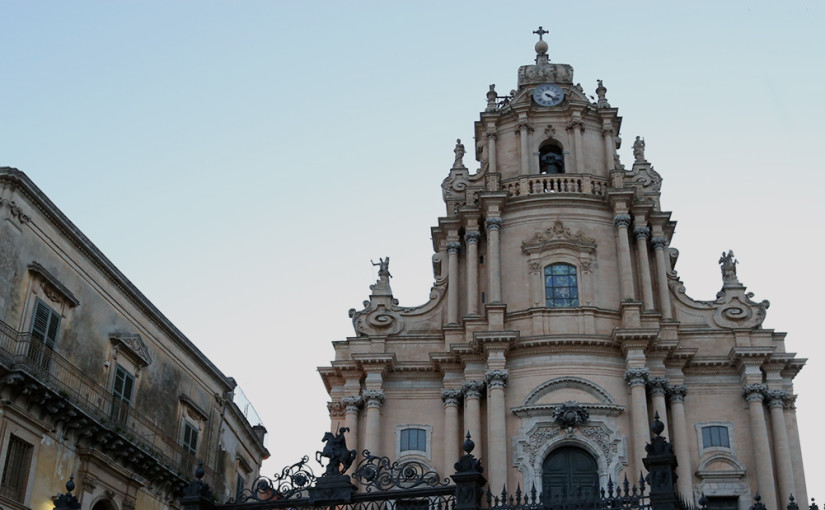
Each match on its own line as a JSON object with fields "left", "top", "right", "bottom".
{"left": 533, "top": 26, "right": 549, "bottom": 41}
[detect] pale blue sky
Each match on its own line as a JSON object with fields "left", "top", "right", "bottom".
{"left": 2, "top": 0, "right": 824, "bottom": 494}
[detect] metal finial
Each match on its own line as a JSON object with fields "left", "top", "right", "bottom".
{"left": 533, "top": 26, "right": 549, "bottom": 41}
{"left": 463, "top": 430, "right": 475, "bottom": 453}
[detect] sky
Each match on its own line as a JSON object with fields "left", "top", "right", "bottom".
{"left": 2, "top": 0, "right": 824, "bottom": 499}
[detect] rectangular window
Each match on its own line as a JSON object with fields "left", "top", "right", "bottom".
{"left": 702, "top": 425, "right": 730, "bottom": 448}
{"left": 28, "top": 299, "right": 60, "bottom": 370}
{"left": 400, "top": 428, "right": 426, "bottom": 452}
{"left": 0, "top": 435, "right": 34, "bottom": 503}
{"left": 236, "top": 473, "right": 246, "bottom": 499}
{"left": 182, "top": 422, "right": 199, "bottom": 455}
{"left": 110, "top": 364, "right": 135, "bottom": 425}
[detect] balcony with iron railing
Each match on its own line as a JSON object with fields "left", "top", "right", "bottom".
{"left": 0, "top": 319, "right": 211, "bottom": 483}
{"left": 503, "top": 174, "right": 609, "bottom": 198}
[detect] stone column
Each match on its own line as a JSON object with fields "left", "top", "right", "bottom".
{"left": 341, "top": 396, "right": 362, "bottom": 456}
{"left": 486, "top": 131, "right": 497, "bottom": 174}
{"left": 568, "top": 120, "right": 585, "bottom": 173}
{"left": 625, "top": 368, "right": 650, "bottom": 474}
{"left": 651, "top": 237, "right": 672, "bottom": 319}
{"left": 447, "top": 241, "right": 461, "bottom": 324}
{"left": 633, "top": 226, "right": 655, "bottom": 310}
{"left": 462, "top": 381, "right": 484, "bottom": 449}
{"left": 614, "top": 215, "right": 636, "bottom": 300}
{"left": 465, "top": 232, "right": 481, "bottom": 316}
{"left": 784, "top": 395, "right": 808, "bottom": 505}
{"left": 517, "top": 121, "right": 532, "bottom": 175}
{"left": 647, "top": 377, "right": 670, "bottom": 438}
{"left": 442, "top": 389, "right": 463, "bottom": 471}
{"left": 363, "top": 390, "right": 385, "bottom": 456}
{"left": 743, "top": 384, "right": 777, "bottom": 509}
{"left": 485, "top": 370, "right": 509, "bottom": 492}
{"left": 602, "top": 126, "right": 616, "bottom": 171}
{"left": 486, "top": 218, "right": 502, "bottom": 303}
{"left": 667, "top": 385, "right": 693, "bottom": 499}
{"left": 767, "top": 390, "right": 796, "bottom": 504}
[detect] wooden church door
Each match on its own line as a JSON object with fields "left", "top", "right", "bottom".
{"left": 542, "top": 446, "right": 599, "bottom": 500}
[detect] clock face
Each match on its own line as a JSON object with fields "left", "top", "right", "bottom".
{"left": 533, "top": 83, "right": 564, "bottom": 106}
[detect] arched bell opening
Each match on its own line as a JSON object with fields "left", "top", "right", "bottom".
{"left": 542, "top": 445, "right": 599, "bottom": 501}
{"left": 539, "top": 143, "right": 565, "bottom": 174}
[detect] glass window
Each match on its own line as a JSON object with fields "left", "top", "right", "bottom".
{"left": 0, "top": 435, "right": 34, "bottom": 503}
{"left": 182, "top": 422, "right": 199, "bottom": 455}
{"left": 110, "top": 364, "right": 135, "bottom": 425}
{"left": 400, "top": 428, "right": 426, "bottom": 452}
{"left": 545, "top": 264, "right": 579, "bottom": 307}
{"left": 28, "top": 299, "right": 60, "bottom": 370}
{"left": 702, "top": 426, "right": 730, "bottom": 448}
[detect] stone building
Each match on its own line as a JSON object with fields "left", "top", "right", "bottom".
{"left": 318, "top": 32, "right": 806, "bottom": 510}
{"left": 0, "top": 168, "right": 269, "bottom": 509}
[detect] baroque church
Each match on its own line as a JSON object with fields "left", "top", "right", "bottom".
{"left": 318, "top": 31, "right": 806, "bottom": 510}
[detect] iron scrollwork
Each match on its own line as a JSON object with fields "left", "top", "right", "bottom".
{"left": 352, "top": 450, "right": 450, "bottom": 492}
{"left": 229, "top": 456, "right": 317, "bottom": 502}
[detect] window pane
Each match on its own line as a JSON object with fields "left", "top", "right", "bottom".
{"left": 400, "top": 430, "right": 410, "bottom": 451}
{"left": 0, "top": 435, "right": 34, "bottom": 503}
{"left": 545, "top": 264, "right": 578, "bottom": 308}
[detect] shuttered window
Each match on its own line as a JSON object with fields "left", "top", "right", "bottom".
{"left": 30, "top": 299, "right": 60, "bottom": 348}
{"left": 702, "top": 425, "right": 730, "bottom": 448}
{"left": 110, "top": 365, "right": 135, "bottom": 425}
{"left": 0, "top": 435, "right": 34, "bottom": 503}
{"left": 182, "top": 422, "right": 199, "bottom": 454}
{"left": 400, "top": 428, "right": 426, "bottom": 452}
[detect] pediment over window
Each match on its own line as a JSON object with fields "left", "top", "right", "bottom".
{"left": 109, "top": 333, "right": 153, "bottom": 368}
{"left": 521, "top": 220, "right": 596, "bottom": 256}
{"left": 179, "top": 394, "right": 209, "bottom": 422}
{"left": 28, "top": 262, "right": 79, "bottom": 308}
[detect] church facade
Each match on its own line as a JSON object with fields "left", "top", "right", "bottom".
{"left": 0, "top": 168, "right": 269, "bottom": 510}
{"left": 319, "top": 33, "right": 806, "bottom": 510}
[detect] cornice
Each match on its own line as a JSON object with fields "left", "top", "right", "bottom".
{"left": 511, "top": 403, "right": 624, "bottom": 418}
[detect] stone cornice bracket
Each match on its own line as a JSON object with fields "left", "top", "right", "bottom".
{"left": 327, "top": 401, "right": 346, "bottom": 417}
{"left": 465, "top": 231, "right": 481, "bottom": 245}
{"left": 613, "top": 214, "right": 632, "bottom": 229}
{"left": 666, "top": 384, "right": 687, "bottom": 403}
{"left": 441, "top": 388, "right": 463, "bottom": 406}
{"left": 650, "top": 236, "right": 668, "bottom": 250}
{"left": 462, "top": 380, "right": 486, "bottom": 399}
{"left": 446, "top": 241, "right": 462, "bottom": 254}
{"left": 624, "top": 367, "right": 649, "bottom": 387}
{"left": 485, "top": 369, "right": 509, "bottom": 389}
{"left": 647, "top": 376, "right": 669, "bottom": 395}
{"left": 362, "top": 389, "right": 385, "bottom": 408}
{"left": 486, "top": 217, "right": 502, "bottom": 231}
{"left": 766, "top": 389, "right": 789, "bottom": 409}
{"left": 341, "top": 395, "right": 364, "bottom": 412}
{"left": 742, "top": 383, "right": 768, "bottom": 403}
{"left": 633, "top": 226, "right": 650, "bottom": 241}
{"left": 28, "top": 262, "right": 80, "bottom": 308}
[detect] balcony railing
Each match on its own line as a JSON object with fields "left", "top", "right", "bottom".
{"left": 503, "top": 174, "right": 608, "bottom": 197}
{"left": 0, "top": 319, "right": 212, "bottom": 479}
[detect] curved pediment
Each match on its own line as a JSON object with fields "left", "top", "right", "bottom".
{"left": 522, "top": 376, "right": 615, "bottom": 406}
{"left": 696, "top": 454, "right": 746, "bottom": 479}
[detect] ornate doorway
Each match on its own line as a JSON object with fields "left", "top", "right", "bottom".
{"left": 542, "top": 446, "right": 599, "bottom": 499}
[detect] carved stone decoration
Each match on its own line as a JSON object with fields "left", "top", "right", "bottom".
{"left": 342, "top": 395, "right": 363, "bottom": 412}
{"left": 327, "top": 401, "right": 346, "bottom": 418}
{"left": 465, "top": 231, "right": 481, "bottom": 245}
{"left": 719, "top": 251, "right": 739, "bottom": 284}
{"left": 485, "top": 217, "right": 502, "bottom": 231}
{"left": 363, "top": 390, "right": 385, "bottom": 408}
{"left": 742, "top": 384, "right": 767, "bottom": 403}
{"left": 647, "top": 377, "right": 669, "bottom": 395}
{"left": 624, "top": 367, "right": 649, "bottom": 387}
{"left": 462, "top": 380, "right": 485, "bottom": 399}
{"left": 485, "top": 369, "right": 509, "bottom": 390}
{"left": 110, "top": 333, "right": 153, "bottom": 368}
{"left": 633, "top": 226, "right": 650, "bottom": 241}
{"left": 552, "top": 401, "right": 590, "bottom": 429}
{"left": 766, "top": 389, "right": 789, "bottom": 409}
{"left": 710, "top": 253, "right": 770, "bottom": 329}
{"left": 666, "top": 385, "right": 687, "bottom": 403}
{"left": 28, "top": 262, "right": 80, "bottom": 308}
{"left": 8, "top": 200, "right": 31, "bottom": 224}
{"left": 521, "top": 220, "right": 596, "bottom": 256}
{"left": 633, "top": 136, "right": 646, "bottom": 163}
{"left": 452, "top": 139, "right": 466, "bottom": 169}
{"left": 446, "top": 242, "right": 461, "bottom": 255}
{"left": 441, "top": 388, "right": 463, "bottom": 406}
{"left": 613, "top": 214, "right": 631, "bottom": 229}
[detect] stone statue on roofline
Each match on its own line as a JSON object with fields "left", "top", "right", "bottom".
{"left": 719, "top": 250, "right": 739, "bottom": 284}
{"left": 633, "top": 136, "right": 646, "bottom": 163}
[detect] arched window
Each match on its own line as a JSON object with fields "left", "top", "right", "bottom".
{"left": 539, "top": 144, "right": 565, "bottom": 174}
{"left": 545, "top": 264, "right": 578, "bottom": 307}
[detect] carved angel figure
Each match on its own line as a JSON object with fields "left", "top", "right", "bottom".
{"left": 719, "top": 250, "right": 738, "bottom": 282}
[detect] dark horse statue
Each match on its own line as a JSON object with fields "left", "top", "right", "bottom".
{"left": 317, "top": 426, "right": 357, "bottom": 476}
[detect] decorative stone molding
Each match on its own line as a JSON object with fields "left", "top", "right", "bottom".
{"left": 465, "top": 231, "right": 481, "bottom": 245}
{"left": 485, "top": 217, "right": 502, "bottom": 231}
{"left": 179, "top": 394, "right": 209, "bottom": 422}
{"left": 342, "top": 395, "right": 363, "bottom": 412}
{"left": 647, "top": 377, "right": 669, "bottom": 395}
{"left": 742, "top": 383, "right": 767, "bottom": 403}
{"left": 123, "top": 496, "right": 137, "bottom": 510}
{"left": 552, "top": 401, "right": 590, "bottom": 429}
{"left": 363, "top": 390, "right": 385, "bottom": 408}
{"left": 110, "top": 333, "right": 153, "bottom": 368}
{"left": 565, "top": 120, "right": 584, "bottom": 133}
{"left": 766, "top": 389, "right": 789, "bottom": 409}
{"left": 440, "top": 388, "right": 463, "bottom": 406}
{"left": 28, "top": 262, "right": 80, "bottom": 308}
{"left": 651, "top": 236, "right": 668, "bottom": 250}
{"left": 613, "top": 214, "right": 631, "bottom": 229}
{"left": 485, "top": 369, "right": 509, "bottom": 390}
{"left": 462, "top": 380, "right": 485, "bottom": 399}
{"left": 446, "top": 242, "right": 461, "bottom": 254}
{"left": 514, "top": 122, "right": 534, "bottom": 135}
{"left": 520, "top": 220, "right": 596, "bottom": 256}
{"left": 667, "top": 384, "right": 687, "bottom": 403}
{"left": 327, "top": 401, "right": 346, "bottom": 417}
{"left": 624, "top": 367, "right": 649, "bottom": 387}
{"left": 522, "top": 376, "right": 616, "bottom": 405}
{"left": 633, "top": 226, "right": 650, "bottom": 241}
{"left": 8, "top": 200, "right": 31, "bottom": 224}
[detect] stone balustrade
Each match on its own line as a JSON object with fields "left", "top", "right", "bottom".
{"left": 503, "top": 174, "right": 608, "bottom": 197}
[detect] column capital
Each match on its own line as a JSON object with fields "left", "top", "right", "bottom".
{"left": 465, "top": 231, "right": 481, "bottom": 244}
{"left": 651, "top": 236, "right": 669, "bottom": 250}
{"left": 613, "top": 214, "right": 632, "bottom": 229}
{"left": 633, "top": 226, "right": 650, "bottom": 241}
{"left": 485, "top": 130, "right": 497, "bottom": 140}
{"left": 446, "top": 241, "right": 462, "bottom": 254}
{"left": 363, "top": 389, "right": 385, "bottom": 408}
{"left": 327, "top": 401, "right": 346, "bottom": 417}
{"left": 485, "top": 369, "right": 509, "bottom": 390}
{"left": 441, "top": 388, "right": 463, "bottom": 406}
{"left": 766, "top": 389, "right": 790, "bottom": 409}
{"left": 647, "top": 376, "right": 669, "bottom": 395}
{"left": 485, "top": 217, "right": 502, "bottom": 231}
{"left": 667, "top": 384, "right": 687, "bottom": 403}
{"left": 742, "top": 383, "right": 768, "bottom": 403}
{"left": 342, "top": 395, "right": 363, "bottom": 412}
{"left": 462, "top": 380, "right": 486, "bottom": 399}
{"left": 624, "top": 367, "right": 649, "bottom": 387}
